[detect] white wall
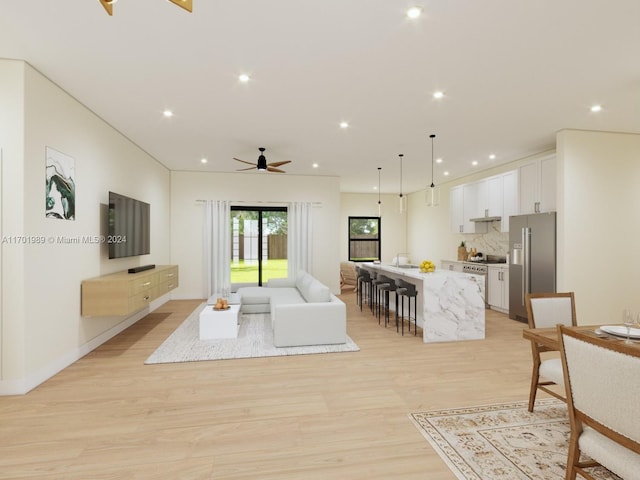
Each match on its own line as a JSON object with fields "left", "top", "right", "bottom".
{"left": 0, "top": 60, "right": 172, "bottom": 394}
{"left": 557, "top": 129, "right": 640, "bottom": 325}
{"left": 171, "top": 171, "right": 341, "bottom": 298}
{"left": 0, "top": 60, "right": 26, "bottom": 386}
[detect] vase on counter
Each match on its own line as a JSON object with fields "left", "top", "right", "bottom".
{"left": 457, "top": 246, "right": 468, "bottom": 261}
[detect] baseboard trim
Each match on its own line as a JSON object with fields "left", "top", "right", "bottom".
{"left": 0, "top": 294, "right": 171, "bottom": 396}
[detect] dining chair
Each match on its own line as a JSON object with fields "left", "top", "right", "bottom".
{"left": 525, "top": 292, "right": 576, "bottom": 412}
{"left": 558, "top": 325, "right": 640, "bottom": 480}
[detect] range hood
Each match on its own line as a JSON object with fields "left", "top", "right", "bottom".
{"left": 469, "top": 215, "right": 502, "bottom": 223}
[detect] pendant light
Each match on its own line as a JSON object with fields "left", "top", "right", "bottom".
{"left": 377, "top": 167, "right": 382, "bottom": 217}
{"left": 398, "top": 154, "right": 407, "bottom": 214}
{"left": 426, "top": 133, "right": 440, "bottom": 206}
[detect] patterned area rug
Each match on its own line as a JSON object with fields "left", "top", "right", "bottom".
{"left": 409, "top": 399, "right": 620, "bottom": 480}
{"left": 145, "top": 303, "right": 359, "bottom": 364}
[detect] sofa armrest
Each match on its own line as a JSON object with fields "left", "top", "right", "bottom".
{"left": 271, "top": 296, "right": 347, "bottom": 347}
{"left": 267, "top": 277, "right": 296, "bottom": 288}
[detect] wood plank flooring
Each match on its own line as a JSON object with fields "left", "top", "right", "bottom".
{"left": 0, "top": 292, "right": 536, "bottom": 479}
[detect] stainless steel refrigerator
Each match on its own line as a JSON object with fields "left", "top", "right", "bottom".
{"left": 509, "top": 212, "right": 556, "bottom": 322}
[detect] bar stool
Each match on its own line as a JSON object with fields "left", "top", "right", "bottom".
{"left": 396, "top": 278, "right": 418, "bottom": 336}
{"left": 377, "top": 275, "right": 397, "bottom": 328}
{"left": 371, "top": 271, "right": 387, "bottom": 318}
{"left": 356, "top": 267, "right": 372, "bottom": 312}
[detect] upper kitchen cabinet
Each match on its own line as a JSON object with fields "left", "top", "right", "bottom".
{"left": 519, "top": 154, "right": 556, "bottom": 214}
{"left": 501, "top": 170, "right": 519, "bottom": 231}
{"left": 450, "top": 184, "right": 488, "bottom": 234}
{"left": 474, "top": 170, "right": 519, "bottom": 232}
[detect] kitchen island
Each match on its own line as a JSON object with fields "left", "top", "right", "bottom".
{"left": 364, "top": 263, "right": 485, "bottom": 343}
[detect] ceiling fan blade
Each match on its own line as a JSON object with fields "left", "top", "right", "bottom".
{"left": 267, "top": 167, "right": 286, "bottom": 173}
{"left": 236, "top": 166, "right": 256, "bottom": 171}
{"left": 233, "top": 157, "right": 256, "bottom": 166}
{"left": 267, "top": 161, "right": 292, "bottom": 168}
{"left": 167, "top": 0, "right": 193, "bottom": 13}
{"left": 99, "top": 0, "right": 114, "bottom": 15}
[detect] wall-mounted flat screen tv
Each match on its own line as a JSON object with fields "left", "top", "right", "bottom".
{"left": 108, "top": 191, "right": 151, "bottom": 259}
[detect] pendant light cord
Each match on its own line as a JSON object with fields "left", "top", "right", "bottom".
{"left": 399, "top": 154, "right": 403, "bottom": 198}
{"left": 430, "top": 134, "right": 436, "bottom": 188}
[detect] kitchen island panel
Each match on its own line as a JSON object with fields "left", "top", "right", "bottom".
{"left": 364, "top": 264, "right": 485, "bottom": 343}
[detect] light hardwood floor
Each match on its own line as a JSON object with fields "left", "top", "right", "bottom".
{"left": 0, "top": 292, "right": 536, "bottom": 479}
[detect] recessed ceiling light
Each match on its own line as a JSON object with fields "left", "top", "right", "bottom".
{"left": 433, "top": 91, "right": 445, "bottom": 99}
{"left": 407, "top": 6, "right": 422, "bottom": 19}
{"left": 373, "top": 185, "right": 378, "bottom": 190}
{"left": 489, "top": 154, "right": 496, "bottom": 160}
{"left": 238, "top": 74, "right": 250, "bottom": 83}
{"left": 590, "top": 104, "right": 602, "bottom": 112}
{"left": 200, "top": 158, "right": 208, "bottom": 164}
{"left": 339, "top": 121, "right": 349, "bottom": 129}
{"left": 443, "top": 171, "right": 450, "bottom": 176}
{"left": 472, "top": 160, "right": 478, "bottom": 166}
{"left": 436, "top": 158, "right": 443, "bottom": 164}
{"left": 312, "top": 163, "right": 319, "bottom": 168}
{"left": 162, "top": 109, "right": 173, "bottom": 118}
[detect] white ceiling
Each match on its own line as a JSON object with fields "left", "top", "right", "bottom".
{"left": 1, "top": 0, "right": 639, "bottom": 193}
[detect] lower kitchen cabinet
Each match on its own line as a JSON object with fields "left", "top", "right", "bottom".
{"left": 488, "top": 265, "right": 509, "bottom": 313}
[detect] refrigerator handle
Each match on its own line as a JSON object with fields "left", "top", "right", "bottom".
{"left": 523, "top": 226, "right": 531, "bottom": 303}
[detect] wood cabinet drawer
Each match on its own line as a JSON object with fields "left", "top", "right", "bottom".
{"left": 82, "top": 265, "right": 179, "bottom": 316}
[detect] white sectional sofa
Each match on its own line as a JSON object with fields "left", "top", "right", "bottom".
{"left": 236, "top": 271, "right": 347, "bottom": 347}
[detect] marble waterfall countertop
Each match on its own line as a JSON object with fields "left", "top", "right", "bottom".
{"left": 363, "top": 263, "right": 485, "bottom": 343}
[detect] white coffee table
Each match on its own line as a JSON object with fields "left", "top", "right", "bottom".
{"left": 199, "top": 304, "right": 241, "bottom": 340}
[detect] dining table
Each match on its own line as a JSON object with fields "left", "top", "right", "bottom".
{"left": 523, "top": 323, "right": 640, "bottom": 351}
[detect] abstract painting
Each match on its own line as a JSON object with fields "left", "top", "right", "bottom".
{"left": 45, "top": 147, "right": 75, "bottom": 220}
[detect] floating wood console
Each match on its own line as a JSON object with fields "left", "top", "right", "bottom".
{"left": 81, "top": 265, "right": 179, "bottom": 316}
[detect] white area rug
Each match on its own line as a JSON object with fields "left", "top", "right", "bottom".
{"left": 409, "top": 399, "right": 619, "bottom": 480}
{"left": 145, "top": 303, "right": 359, "bottom": 364}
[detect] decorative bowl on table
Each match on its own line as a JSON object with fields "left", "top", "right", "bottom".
{"left": 420, "top": 260, "right": 435, "bottom": 273}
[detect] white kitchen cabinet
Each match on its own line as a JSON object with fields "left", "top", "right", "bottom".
{"left": 476, "top": 175, "right": 503, "bottom": 219}
{"left": 488, "top": 265, "right": 509, "bottom": 312}
{"left": 441, "top": 260, "right": 463, "bottom": 272}
{"left": 501, "top": 170, "right": 519, "bottom": 232}
{"left": 450, "top": 184, "right": 488, "bottom": 234}
{"left": 519, "top": 154, "right": 556, "bottom": 214}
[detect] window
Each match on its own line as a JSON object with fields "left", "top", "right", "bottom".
{"left": 231, "top": 207, "right": 288, "bottom": 288}
{"left": 348, "top": 216, "right": 381, "bottom": 262}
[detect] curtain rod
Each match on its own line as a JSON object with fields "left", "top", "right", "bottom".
{"left": 196, "top": 199, "right": 322, "bottom": 206}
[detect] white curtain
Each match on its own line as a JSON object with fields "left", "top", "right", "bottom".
{"left": 203, "top": 200, "right": 231, "bottom": 298}
{"left": 287, "top": 202, "right": 313, "bottom": 276}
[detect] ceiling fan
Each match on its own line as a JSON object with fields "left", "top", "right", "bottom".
{"left": 99, "top": 0, "right": 192, "bottom": 16}
{"left": 234, "top": 148, "right": 291, "bottom": 173}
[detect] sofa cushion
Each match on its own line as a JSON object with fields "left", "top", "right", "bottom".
{"left": 237, "top": 287, "right": 271, "bottom": 305}
{"left": 296, "top": 272, "right": 331, "bottom": 303}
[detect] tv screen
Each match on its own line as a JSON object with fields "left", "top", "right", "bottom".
{"left": 108, "top": 191, "right": 150, "bottom": 259}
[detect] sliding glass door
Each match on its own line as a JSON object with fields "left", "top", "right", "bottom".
{"left": 230, "top": 207, "right": 288, "bottom": 288}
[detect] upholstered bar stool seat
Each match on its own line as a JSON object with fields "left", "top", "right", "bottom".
{"left": 396, "top": 278, "right": 418, "bottom": 336}
{"left": 376, "top": 275, "right": 397, "bottom": 328}
{"left": 357, "top": 267, "right": 373, "bottom": 312}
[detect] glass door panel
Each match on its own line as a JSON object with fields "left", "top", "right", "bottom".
{"left": 230, "top": 207, "right": 287, "bottom": 289}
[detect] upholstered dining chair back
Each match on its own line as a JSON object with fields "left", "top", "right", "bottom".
{"left": 526, "top": 292, "right": 576, "bottom": 329}
{"left": 525, "top": 292, "right": 577, "bottom": 412}
{"left": 558, "top": 326, "right": 640, "bottom": 480}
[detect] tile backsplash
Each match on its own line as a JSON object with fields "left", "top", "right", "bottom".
{"left": 461, "top": 222, "right": 509, "bottom": 257}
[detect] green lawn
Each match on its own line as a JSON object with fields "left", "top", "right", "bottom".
{"left": 230, "top": 259, "right": 288, "bottom": 284}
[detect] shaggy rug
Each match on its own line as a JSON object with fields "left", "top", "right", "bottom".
{"left": 409, "top": 399, "right": 620, "bottom": 480}
{"left": 145, "top": 303, "right": 359, "bottom": 364}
